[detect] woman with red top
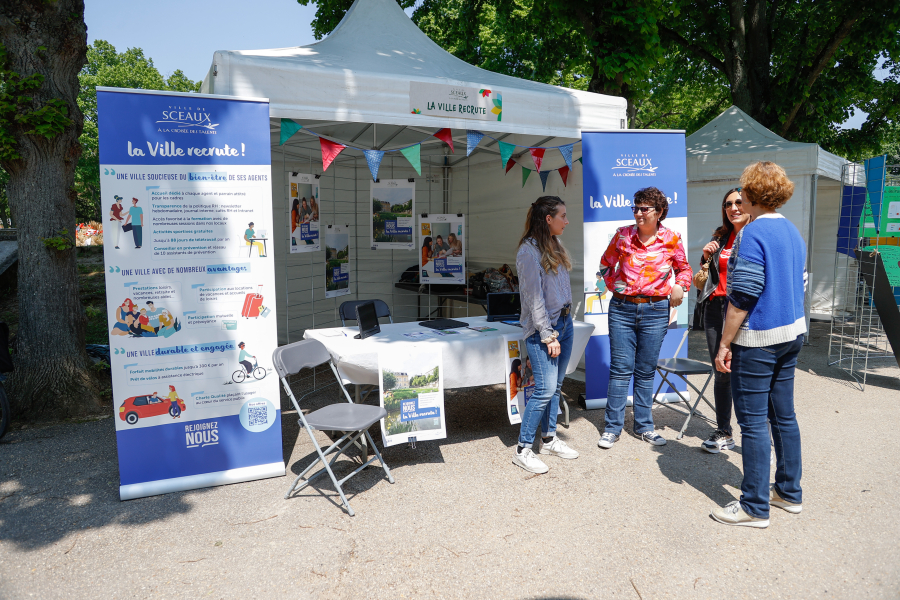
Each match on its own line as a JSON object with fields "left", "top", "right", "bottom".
{"left": 597, "top": 187, "right": 692, "bottom": 450}
{"left": 109, "top": 195, "right": 125, "bottom": 249}
{"left": 693, "top": 188, "right": 750, "bottom": 453}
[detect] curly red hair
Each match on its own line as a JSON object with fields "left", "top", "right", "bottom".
{"left": 740, "top": 161, "right": 794, "bottom": 210}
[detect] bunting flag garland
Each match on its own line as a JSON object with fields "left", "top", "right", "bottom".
{"left": 286, "top": 124, "right": 582, "bottom": 183}
{"left": 529, "top": 147, "right": 545, "bottom": 172}
{"left": 433, "top": 128, "right": 455, "bottom": 153}
{"left": 466, "top": 130, "right": 484, "bottom": 156}
{"left": 363, "top": 149, "right": 385, "bottom": 182}
{"left": 319, "top": 137, "right": 346, "bottom": 172}
{"left": 400, "top": 144, "right": 422, "bottom": 175}
{"left": 558, "top": 144, "right": 574, "bottom": 169}
{"left": 279, "top": 119, "right": 303, "bottom": 145}
{"left": 538, "top": 170, "right": 550, "bottom": 191}
{"left": 499, "top": 141, "right": 515, "bottom": 171}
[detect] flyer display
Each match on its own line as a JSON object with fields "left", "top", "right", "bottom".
{"left": 502, "top": 336, "right": 534, "bottom": 425}
{"left": 288, "top": 173, "right": 320, "bottom": 252}
{"left": 98, "top": 88, "right": 283, "bottom": 500}
{"left": 378, "top": 345, "right": 446, "bottom": 447}
{"left": 371, "top": 179, "right": 415, "bottom": 250}
{"left": 325, "top": 224, "right": 350, "bottom": 298}
{"left": 419, "top": 214, "right": 465, "bottom": 284}
{"left": 581, "top": 131, "right": 689, "bottom": 409}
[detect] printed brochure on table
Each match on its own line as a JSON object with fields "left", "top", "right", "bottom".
{"left": 98, "top": 88, "right": 282, "bottom": 500}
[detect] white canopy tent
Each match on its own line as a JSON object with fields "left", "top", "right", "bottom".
{"left": 200, "top": 0, "right": 626, "bottom": 343}
{"left": 685, "top": 106, "right": 847, "bottom": 316}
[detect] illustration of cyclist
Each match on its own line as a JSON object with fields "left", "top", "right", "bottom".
{"left": 238, "top": 342, "right": 255, "bottom": 375}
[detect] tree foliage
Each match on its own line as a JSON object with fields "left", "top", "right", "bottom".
{"left": 74, "top": 40, "right": 199, "bottom": 221}
{"left": 299, "top": 0, "right": 898, "bottom": 160}
{"left": 658, "top": 0, "right": 900, "bottom": 159}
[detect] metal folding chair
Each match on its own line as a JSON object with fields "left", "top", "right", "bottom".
{"left": 652, "top": 329, "right": 716, "bottom": 439}
{"left": 273, "top": 339, "right": 394, "bottom": 516}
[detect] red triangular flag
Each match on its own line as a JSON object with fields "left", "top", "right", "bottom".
{"left": 433, "top": 128, "right": 454, "bottom": 153}
{"left": 529, "top": 147, "right": 545, "bottom": 172}
{"left": 505, "top": 158, "right": 516, "bottom": 174}
{"left": 319, "top": 137, "right": 346, "bottom": 171}
{"left": 558, "top": 165, "right": 570, "bottom": 187}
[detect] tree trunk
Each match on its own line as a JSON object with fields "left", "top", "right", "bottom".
{"left": 0, "top": 0, "right": 103, "bottom": 419}
{"left": 726, "top": 0, "right": 751, "bottom": 114}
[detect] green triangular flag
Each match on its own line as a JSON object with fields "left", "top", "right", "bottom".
{"left": 499, "top": 141, "right": 515, "bottom": 171}
{"left": 400, "top": 144, "right": 422, "bottom": 175}
{"left": 280, "top": 120, "right": 302, "bottom": 145}
{"left": 577, "top": 156, "right": 583, "bottom": 164}
{"left": 522, "top": 167, "right": 532, "bottom": 188}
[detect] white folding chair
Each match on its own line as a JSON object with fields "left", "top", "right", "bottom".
{"left": 273, "top": 339, "right": 394, "bottom": 516}
{"left": 652, "top": 329, "right": 716, "bottom": 439}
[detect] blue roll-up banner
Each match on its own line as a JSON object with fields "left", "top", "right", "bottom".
{"left": 98, "top": 88, "right": 283, "bottom": 500}
{"left": 581, "top": 131, "right": 689, "bottom": 409}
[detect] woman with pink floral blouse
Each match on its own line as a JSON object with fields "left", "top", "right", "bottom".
{"left": 596, "top": 187, "right": 692, "bottom": 450}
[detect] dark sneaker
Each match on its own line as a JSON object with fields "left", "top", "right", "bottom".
{"left": 702, "top": 429, "right": 735, "bottom": 454}
{"left": 597, "top": 432, "right": 619, "bottom": 449}
{"left": 640, "top": 431, "right": 667, "bottom": 446}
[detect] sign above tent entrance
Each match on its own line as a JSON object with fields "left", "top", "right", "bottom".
{"left": 409, "top": 82, "right": 502, "bottom": 121}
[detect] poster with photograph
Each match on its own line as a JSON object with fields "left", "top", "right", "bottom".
{"left": 378, "top": 345, "right": 446, "bottom": 447}
{"left": 288, "top": 173, "right": 320, "bottom": 253}
{"left": 324, "top": 224, "right": 350, "bottom": 298}
{"left": 419, "top": 214, "right": 465, "bottom": 284}
{"left": 503, "top": 336, "right": 535, "bottom": 425}
{"left": 371, "top": 179, "right": 415, "bottom": 250}
{"left": 98, "top": 88, "right": 282, "bottom": 500}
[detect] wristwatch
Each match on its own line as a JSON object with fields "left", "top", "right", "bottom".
{"left": 679, "top": 284, "right": 689, "bottom": 293}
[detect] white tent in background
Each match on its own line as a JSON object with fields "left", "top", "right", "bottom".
{"left": 200, "top": 0, "right": 626, "bottom": 343}
{"left": 685, "top": 106, "right": 847, "bottom": 316}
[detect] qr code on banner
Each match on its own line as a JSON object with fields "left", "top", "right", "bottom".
{"left": 248, "top": 406, "right": 268, "bottom": 426}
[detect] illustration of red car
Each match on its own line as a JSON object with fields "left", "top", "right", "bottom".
{"left": 119, "top": 394, "right": 186, "bottom": 425}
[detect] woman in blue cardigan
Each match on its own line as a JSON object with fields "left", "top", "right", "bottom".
{"left": 710, "top": 161, "right": 807, "bottom": 529}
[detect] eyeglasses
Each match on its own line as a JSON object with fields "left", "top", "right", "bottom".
{"left": 725, "top": 200, "right": 743, "bottom": 208}
{"left": 631, "top": 206, "right": 655, "bottom": 214}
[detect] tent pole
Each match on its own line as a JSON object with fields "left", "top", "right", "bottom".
{"left": 805, "top": 174, "right": 818, "bottom": 343}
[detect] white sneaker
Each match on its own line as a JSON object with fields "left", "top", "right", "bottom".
{"left": 512, "top": 447, "right": 549, "bottom": 474}
{"left": 598, "top": 432, "right": 620, "bottom": 449}
{"left": 710, "top": 501, "right": 769, "bottom": 528}
{"left": 539, "top": 437, "right": 579, "bottom": 459}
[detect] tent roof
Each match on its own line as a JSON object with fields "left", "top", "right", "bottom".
{"left": 685, "top": 106, "right": 845, "bottom": 181}
{"left": 200, "top": 0, "right": 625, "bottom": 139}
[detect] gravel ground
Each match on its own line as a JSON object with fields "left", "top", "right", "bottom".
{"left": 1, "top": 322, "right": 898, "bottom": 599}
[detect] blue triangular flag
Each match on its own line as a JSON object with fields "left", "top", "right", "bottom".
{"left": 467, "top": 130, "right": 485, "bottom": 156}
{"left": 280, "top": 119, "right": 302, "bottom": 145}
{"left": 539, "top": 170, "right": 550, "bottom": 191}
{"left": 364, "top": 150, "right": 385, "bottom": 182}
{"left": 558, "top": 144, "right": 573, "bottom": 169}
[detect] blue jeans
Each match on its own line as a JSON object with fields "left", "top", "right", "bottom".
{"left": 604, "top": 297, "right": 669, "bottom": 435}
{"left": 731, "top": 336, "right": 803, "bottom": 518}
{"left": 518, "top": 314, "right": 574, "bottom": 446}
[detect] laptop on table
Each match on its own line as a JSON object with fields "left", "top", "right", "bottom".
{"left": 486, "top": 292, "right": 521, "bottom": 323}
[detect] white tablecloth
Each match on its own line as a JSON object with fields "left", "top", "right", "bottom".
{"left": 304, "top": 316, "right": 594, "bottom": 389}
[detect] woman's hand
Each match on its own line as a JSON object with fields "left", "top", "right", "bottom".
{"left": 669, "top": 284, "right": 685, "bottom": 307}
{"left": 715, "top": 344, "right": 732, "bottom": 373}
{"left": 702, "top": 240, "right": 720, "bottom": 260}
{"left": 545, "top": 339, "right": 561, "bottom": 358}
